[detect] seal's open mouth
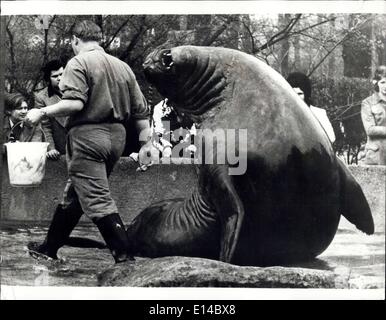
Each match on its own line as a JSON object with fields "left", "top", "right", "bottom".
{"left": 142, "top": 48, "right": 174, "bottom": 80}
{"left": 161, "top": 49, "right": 173, "bottom": 69}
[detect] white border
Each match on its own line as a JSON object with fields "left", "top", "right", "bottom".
{"left": 1, "top": 286, "right": 385, "bottom": 300}
{"left": 1, "top": 1, "right": 386, "bottom": 15}
{"left": 1, "top": 0, "right": 385, "bottom": 302}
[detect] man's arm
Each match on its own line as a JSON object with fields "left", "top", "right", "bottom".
{"left": 361, "top": 99, "right": 376, "bottom": 135}
{"left": 42, "top": 99, "right": 84, "bottom": 117}
{"left": 367, "top": 126, "right": 386, "bottom": 138}
{"left": 34, "top": 93, "right": 55, "bottom": 151}
{"left": 25, "top": 99, "right": 84, "bottom": 126}
{"left": 361, "top": 99, "right": 386, "bottom": 138}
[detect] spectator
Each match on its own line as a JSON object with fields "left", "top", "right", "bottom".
{"left": 4, "top": 92, "right": 43, "bottom": 143}
{"left": 287, "top": 72, "right": 336, "bottom": 144}
{"left": 152, "top": 98, "right": 196, "bottom": 159}
{"left": 360, "top": 65, "right": 386, "bottom": 165}
{"left": 35, "top": 59, "right": 66, "bottom": 160}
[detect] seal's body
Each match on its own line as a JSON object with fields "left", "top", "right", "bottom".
{"left": 128, "top": 46, "right": 374, "bottom": 266}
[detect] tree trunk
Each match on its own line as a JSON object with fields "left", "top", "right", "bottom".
{"left": 370, "top": 18, "right": 378, "bottom": 76}
{"left": 278, "top": 14, "right": 291, "bottom": 76}
{"left": 328, "top": 15, "right": 336, "bottom": 78}
{"left": 343, "top": 14, "right": 372, "bottom": 78}
{"left": 43, "top": 28, "right": 48, "bottom": 67}
{"left": 293, "top": 35, "right": 300, "bottom": 70}
{"left": 179, "top": 16, "right": 188, "bottom": 31}
{"left": 240, "top": 15, "right": 253, "bottom": 53}
{"left": 195, "top": 16, "right": 212, "bottom": 46}
{"left": 5, "top": 19, "right": 17, "bottom": 92}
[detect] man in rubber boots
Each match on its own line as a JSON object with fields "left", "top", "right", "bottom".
{"left": 25, "top": 20, "right": 152, "bottom": 263}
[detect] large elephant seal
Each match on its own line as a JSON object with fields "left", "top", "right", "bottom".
{"left": 127, "top": 46, "right": 374, "bottom": 266}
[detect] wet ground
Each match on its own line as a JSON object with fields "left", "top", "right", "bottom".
{"left": 0, "top": 225, "right": 112, "bottom": 287}
{"left": 0, "top": 225, "right": 384, "bottom": 288}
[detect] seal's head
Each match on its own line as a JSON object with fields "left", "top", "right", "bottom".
{"left": 143, "top": 48, "right": 177, "bottom": 99}
{"left": 143, "top": 46, "right": 226, "bottom": 121}
{"left": 143, "top": 47, "right": 199, "bottom": 100}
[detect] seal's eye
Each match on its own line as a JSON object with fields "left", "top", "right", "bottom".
{"left": 161, "top": 50, "right": 174, "bottom": 69}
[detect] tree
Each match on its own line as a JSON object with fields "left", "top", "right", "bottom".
{"left": 278, "top": 14, "right": 292, "bottom": 76}
{"left": 312, "top": 75, "right": 372, "bottom": 164}
{"left": 5, "top": 14, "right": 383, "bottom": 160}
{"left": 343, "top": 14, "right": 373, "bottom": 78}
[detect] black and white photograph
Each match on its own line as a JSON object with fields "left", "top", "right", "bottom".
{"left": 0, "top": 0, "right": 385, "bottom": 302}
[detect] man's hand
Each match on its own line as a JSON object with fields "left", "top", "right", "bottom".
{"left": 47, "top": 149, "right": 61, "bottom": 160}
{"left": 24, "top": 108, "right": 45, "bottom": 126}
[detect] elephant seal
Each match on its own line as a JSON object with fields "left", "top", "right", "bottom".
{"left": 127, "top": 46, "right": 374, "bottom": 266}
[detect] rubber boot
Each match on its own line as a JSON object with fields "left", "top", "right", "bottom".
{"left": 28, "top": 203, "right": 83, "bottom": 260}
{"left": 94, "top": 213, "right": 134, "bottom": 263}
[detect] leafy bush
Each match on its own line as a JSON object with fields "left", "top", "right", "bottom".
{"left": 312, "top": 75, "right": 373, "bottom": 163}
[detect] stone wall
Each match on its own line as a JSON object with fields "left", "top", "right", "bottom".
{"left": 1, "top": 157, "right": 197, "bottom": 226}
{"left": 1, "top": 158, "right": 384, "bottom": 233}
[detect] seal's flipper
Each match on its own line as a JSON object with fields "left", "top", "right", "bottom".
{"left": 337, "top": 158, "right": 374, "bottom": 234}
{"left": 204, "top": 165, "right": 245, "bottom": 263}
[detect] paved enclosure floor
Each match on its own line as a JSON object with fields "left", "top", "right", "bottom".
{"left": 0, "top": 225, "right": 384, "bottom": 289}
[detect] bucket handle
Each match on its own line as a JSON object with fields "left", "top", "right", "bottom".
{"left": 9, "top": 121, "right": 47, "bottom": 143}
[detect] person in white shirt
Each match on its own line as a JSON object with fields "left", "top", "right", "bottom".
{"left": 151, "top": 99, "right": 197, "bottom": 159}
{"left": 287, "top": 72, "right": 336, "bottom": 144}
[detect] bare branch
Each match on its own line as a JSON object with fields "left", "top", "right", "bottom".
{"left": 307, "top": 16, "right": 373, "bottom": 76}
{"left": 119, "top": 17, "right": 148, "bottom": 62}
{"left": 103, "top": 17, "right": 132, "bottom": 49}
{"left": 253, "top": 15, "right": 335, "bottom": 56}
{"left": 242, "top": 20, "right": 256, "bottom": 53}
{"left": 200, "top": 23, "right": 228, "bottom": 46}
{"left": 48, "top": 15, "right": 56, "bottom": 29}
{"left": 5, "top": 22, "right": 18, "bottom": 91}
{"left": 294, "top": 16, "right": 336, "bottom": 35}
{"left": 296, "top": 31, "right": 336, "bottom": 44}
{"left": 199, "top": 16, "right": 235, "bottom": 46}
{"left": 256, "top": 14, "right": 302, "bottom": 53}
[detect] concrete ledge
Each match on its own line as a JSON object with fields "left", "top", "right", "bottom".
{"left": 1, "top": 157, "right": 197, "bottom": 225}
{"left": 1, "top": 158, "right": 385, "bottom": 232}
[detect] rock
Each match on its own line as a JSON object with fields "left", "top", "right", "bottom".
{"left": 97, "top": 256, "right": 349, "bottom": 288}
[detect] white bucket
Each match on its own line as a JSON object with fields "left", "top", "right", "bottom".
{"left": 5, "top": 141, "right": 49, "bottom": 187}
{"left": 5, "top": 121, "right": 50, "bottom": 187}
